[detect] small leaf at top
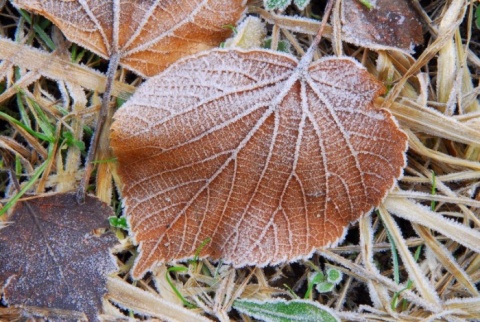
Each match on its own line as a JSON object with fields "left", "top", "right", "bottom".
{"left": 12, "top": 0, "right": 246, "bottom": 77}
{"left": 294, "top": 0, "right": 310, "bottom": 10}
{"left": 475, "top": 5, "right": 480, "bottom": 29}
{"left": 341, "top": 0, "right": 423, "bottom": 53}
{"left": 315, "top": 281, "right": 335, "bottom": 293}
{"left": 326, "top": 267, "right": 342, "bottom": 284}
{"left": 110, "top": 48, "right": 407, "bottom": 279}
{"left": 223, "top": 16, "right": 267, "bottom": 49}
{"left": 264, "top": 0, "right": 291, "bottom": 11}
{"left": 0, "top": 193, "right": 118, "bottom": 321}
{"left": 233, "top": 298, "right": 340, "bottom": 322}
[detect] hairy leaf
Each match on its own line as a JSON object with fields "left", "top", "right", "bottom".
{"left": 110, "top": 49, "right": 407, "bottom": 278}
{"left": 342, "top": 0, "right": 423, "bottom": 53}
{"left": 0, "top": 193, "right": 117, "bottom": 321}
{"left": 12, "top": 0, "right": 246, "bottom": 77}
{"left": 233, "top": 298, "right": 340, "bottom": 322}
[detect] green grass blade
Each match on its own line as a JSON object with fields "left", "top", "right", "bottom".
{"left": 0, "top": 158, "right": 48, "bottom": 216}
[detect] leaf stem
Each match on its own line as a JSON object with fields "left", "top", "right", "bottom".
{"left": 301, "top": 0, "right": 335, "bottom": 64}
{"left": 76, "top": 52, "right": 120, "bottom": 204}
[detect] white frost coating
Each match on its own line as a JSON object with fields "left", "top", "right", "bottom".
{"left": 384, "top": 197, "right": 480, "bottom": 253}
{"left": 234, "top": 298, "right": 341, "bottom": 322}
{"left": 340, "top": 0, "right": 423, "bottom": 54}
{"left": 111, "top": 48, "right": 408, "bottom": 278}
{"left": 12, "top": 0, "right": 246, "bottom": 77}
{"left": 223, "top": 16, "right": 267, "bottom": 49}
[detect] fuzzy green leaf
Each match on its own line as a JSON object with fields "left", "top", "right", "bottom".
{"left": 264, "top": 0, "right": 291, "bottom": 11}
{"left": 476, "top": 5, "right": 480, "bottom": 29}
{"left": 315, "top": 282, "right": 335, "bottom": 293}
{"left": 326, "top": 268, "right": 342, "bottom": 284}
{"left": 262, "top": 38, "right": 291, "bottom": 53}
{"left": 234, "top": 298, "right": 339, "bottom": 322}
{"left": 293, "top": 0, "right": 309, "bottom": 10}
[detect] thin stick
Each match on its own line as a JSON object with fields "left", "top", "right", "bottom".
{"left": 301, "top": 0, "right": 335, "bottom": 64}
{"left": 76, "top": 52, "right": 120, "bottom": 204}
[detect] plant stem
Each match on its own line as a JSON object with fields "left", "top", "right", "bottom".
{"left": 301, "top": 0, "right": 335, "bottom": 65}
{"left": 76, "top": 52, "right": 120, "bottom": 204}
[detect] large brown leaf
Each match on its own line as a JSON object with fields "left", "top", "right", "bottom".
{"left": 0, "top": 193, "right": 117, "bottom": 321}
{"left": 12, "top": 0, "right": 246, "bottom": 77}
{"left": 110, "top": 49, "right": 407, "bottom": 279}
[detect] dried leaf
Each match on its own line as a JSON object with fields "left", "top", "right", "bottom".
{"left": 110, "top": 49, "right": 407, "bottom": 278}
{"left": 0, "top": 193, "right": 118, "bottom": 321}
{"left": 12, "top": 0, "right": 246, "bottom": 77}
{"left": 341, "top": 0, "right": 423, "bottom": 53}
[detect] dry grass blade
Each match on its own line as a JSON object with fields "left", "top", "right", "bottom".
{"left": 384, "top": 196, "right": 480, "bottom": 253}
{"left": 413, "top": 224, "right": 479, "bottom": 296}
{"left": 377, "top": 205, "right": 442, "bottom": 308}
{"left": 0, "top": 38, "right": 135, "bottom": 101}
{"left": 106, "top": 276, "right": 212, "bottom": 322}
{"left": 385, "top": 98, "right": 480, "bottom": 147}
{"left": 358, "top": 215, "right": 394, "bottom": 314}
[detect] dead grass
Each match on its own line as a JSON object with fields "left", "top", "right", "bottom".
{"left": 0, "top": 0, "right": 479, "bottom": 321}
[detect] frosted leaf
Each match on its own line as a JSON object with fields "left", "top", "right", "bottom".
{"left": 341, "top": 0, "right": 423, "bottom": 53}
{"left": 294, "top": 0, "right": 310, "bottom": 10}
{"left": 12, "top": 0, "right": 246, "bottom": 77}
{"left": 223, "top": 16, "right": 267, "bottom": 49}
{"left": 265, "top": 0, "right": 290, "bottom": 11}
{"left": 233, "top": 298, "right": 340, "bottom": 322}
{"left": 0, "top": 193, "right": 117, "bottom": 321}
{"left": 110, "top": 49, "right": 407, "bottom": 279}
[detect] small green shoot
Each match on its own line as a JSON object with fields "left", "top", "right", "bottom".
{"left": 90, "top": 157, "right": 117, "bottom": 164}
{"left": 0, "top": 149, "right": 51, "bottom": 216}
{"left": 14, "top": 75, "right": 32, "bottom": 128}
{"left": 15, "top": 155, "right": 22, "bottom": 178}
{"left": 108, "top": 216, "right": 128, "bottom": 229}
{"left": 165, "top": 238, "right": 212, "bottom": 308}
{"left": 263, "top": 38, "right": 291, "bottom": 53}
{"left": 165, "top": 265, "right": 196, "bottom": 309}
{"left": 304, "top": 266, "right": 342, "bottom": 298}
{"left": 387, "top": 217, "right": 423, "bottom": 311}
{"left": 0, "top": 111, "right": 53, "bottom": 143}
{"left": 475, "top": 5, "right": 480, "bottom": 29}
{"left": 222, "top": 24, "right": 237, "bottom": 34}
{"left": 193, "top": 237, "right": 211, "bottom": 262}
{"left": 116, "top": 97, "right": 127, "bottom": 108}
{"left": 26, "top": 96, "right": 55, "bottom": 139}
{"left": 316, "top": 281, "right": 335, "bottom": 293}
{"left": 358, "top": 0, "right": 374, "bottom": 9}
{"left": 32, "top": 21, "right": 56, "bottom": 51}
{"left": 430, "top": 170, "right": 436, "bottom": 211}
{"left": 293, "top": 0, "right": 310, "bottom": 10}
{"left": 18, "top": 9, "right": 56, "bottom": 51}
{"left": 17, "top": 9, "right": 32, "bottom": 25}
{"left": 283, "top": 283, "right": 300, "bottom": 299}
{"left": 385, "top": 226, "right": 400, "bottom": 285}
{"left": 61, "top": 131, "right": 85, "bottom": 151}
{"left": 326, "top": 267, "right": 342, "bottom": 284}
{"left": 188, "top": 237, "right": 211, "bottom": 271}
{"left": 304, "top": 271, "right": 325, "bottom": 299}
{"left": 70, "top": 43, "right": 87, "bottom": 64}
